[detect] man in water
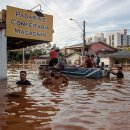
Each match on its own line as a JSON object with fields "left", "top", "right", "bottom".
{"left": 109, "top": 67, "right": 124, "bottom": 79}
{"left": 43, "top": 70, "right": 69, "bottom": 85}
{"left": 16, "top": 71, "right": 31, "bottom": 85}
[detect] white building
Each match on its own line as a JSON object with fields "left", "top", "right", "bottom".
{"left": 106, "top": 29, "right": 130, "bottom": 48}
{"left": 33, "top": 55, "right": 50, "bottom": 68}
{"left": 86, "top": 33, "right": 106, "bottom": 43}
{"left": 127, "top": 35, "right": 130, "bottom": 45}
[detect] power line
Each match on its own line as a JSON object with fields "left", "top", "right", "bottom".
{"left": 34, "top": 1, "right": 130, "bottom": 46}
{"left": 36, "top": 0, "right": 81, "bottom": 34}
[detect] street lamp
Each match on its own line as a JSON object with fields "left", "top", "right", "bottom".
{"left": 70, "top": 18, "right": 86, "bottom": 56}
{"left": 30, "top": 4, "right": 44, "bottom": 17}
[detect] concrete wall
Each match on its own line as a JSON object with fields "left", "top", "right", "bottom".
{"left": 0, "top": 29, "right": 7, "bottom": 79}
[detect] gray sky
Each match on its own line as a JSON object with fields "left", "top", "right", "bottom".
{"left": 1, "top": 0, "right": 130, "bottom": 48}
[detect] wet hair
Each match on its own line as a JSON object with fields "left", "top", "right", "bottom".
{"left": 86, "top": 55, "right": 90, "bottom": 58}
{"left": 118, "top": 67, "right": 123, "bottom": 70}
{"left": 91, "top": 55, "right": 94, "bottom": 58}
{"left": 51, "top": 72, "right": 55, "bottom": 77}
{"left": 53, "top": 68, "right": 61, "bottom": 72}
{"left": 20, "top": 71, "right": 27, "bottom": 74}
{"left": 56, "top": 48, "right": 60, "bottom": 52}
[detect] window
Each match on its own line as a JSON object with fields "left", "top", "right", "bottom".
{"left": 112, "top": 41, "right": 114, "bottom": 46}
{"left": 127, "top": 36, "right": 129, "bottom": 45}
{"left": 112, "top": 35, "right": 114, "bottom": 40}
{"left": 109, "top": 35, "right": 111, "bottom": 42}
{"left": 75, "top": 48, "right": 81, "bottom": 53}
{"left": 115, "top": 61, "right": 120, "bottom": 64}
{"left": 121, "top": 35, "right": 123, "bottom": 45}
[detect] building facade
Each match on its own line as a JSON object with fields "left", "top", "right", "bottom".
{"left": 63, "top": 42, "right": 116, "bottom": 56}
{"left": 86, "top": 33, "right": 106, "bottom": 43}
{"left": 106, "top": 29, "right": 130, "bottom": 48}
{"left": 127, "top": 35, "right": 130, "bottom": 45}
{"left": 106, "top": 51, "right": 130, "bottom": 68}
{"left": 32, "top": 55, "right": 50, "bottom": 68}
{"left": 88, "top": 42, "right": 116, "bottom": 54}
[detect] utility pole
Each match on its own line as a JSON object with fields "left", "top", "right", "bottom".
{"left": 83, "top": 21, "right": 86, "bottom": 56}
{"left": 70, "top": 18, "right": 86, "bottom": 56}
{"left": 22, "top": 48, "right": 25, "bottom": 69}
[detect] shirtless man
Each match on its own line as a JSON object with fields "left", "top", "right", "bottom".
{"left": 42, "top": 70, "right": 69, "bottom": 85}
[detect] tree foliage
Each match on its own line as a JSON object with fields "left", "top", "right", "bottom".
{"left": 8, "top": 43, "right": 52, "bottom": 62}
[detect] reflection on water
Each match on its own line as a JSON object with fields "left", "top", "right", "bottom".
{"left": 0, "top": 69, "right": 130, "bottom": 130}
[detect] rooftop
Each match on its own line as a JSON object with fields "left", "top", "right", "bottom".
{"left": 65, "top": 42, "right": 116, "bottom": 50}
{"left": 106, "top": 51, "right": 130, "bottom": 59}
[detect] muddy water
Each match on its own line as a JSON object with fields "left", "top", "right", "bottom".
{"left": 0, "top": 69, "right": 130, "bottom": 130}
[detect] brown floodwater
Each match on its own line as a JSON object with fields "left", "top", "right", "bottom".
{"left": 0, "top": 68, "right": 130, "bottom": 130}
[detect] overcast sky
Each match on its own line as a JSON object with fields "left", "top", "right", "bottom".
{"left": 1, "top": 0, "right": 130, "bottom": 48}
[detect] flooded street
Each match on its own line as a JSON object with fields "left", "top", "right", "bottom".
{"left": 1, "top": 0, "right": 130, "bottom": 130}
{"left": 0, "top": 69, "right": 130, "bottom": 130}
